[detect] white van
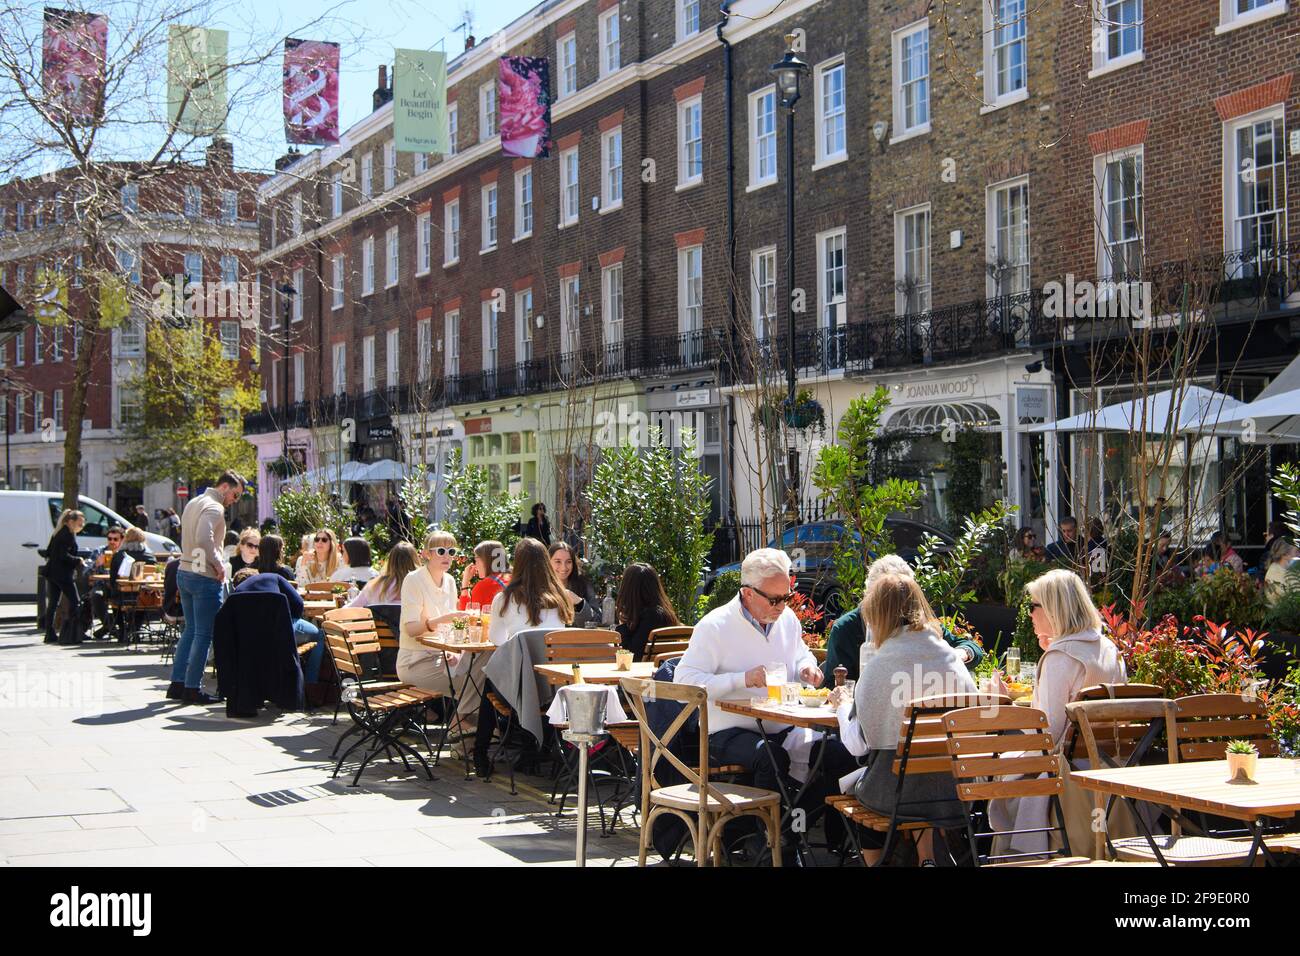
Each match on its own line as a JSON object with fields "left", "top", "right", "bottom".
{"left": 0, "top": 491, "right": 182, "bottom": 599}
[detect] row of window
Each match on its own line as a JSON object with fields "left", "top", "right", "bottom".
{"left": 0, "top": 390, "right": 65, "bottom": 433}
{"left": 0, "top": 184, "right": 241, "bottom": 232}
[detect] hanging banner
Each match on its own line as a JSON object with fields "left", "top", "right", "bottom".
{"left": 392, "top": 48, "right": 447, "bottom": 154}
{"left": 499, "top": 56, "right": 552, "bottom": 159}
{"left": 42, "top": 8, "right": 108, "bottom": 124}
{"left": 283, "top": 38, "right": 340, "bottom": 145}
{"left": 167, "top": 25, "right": 228, "bottom": 136}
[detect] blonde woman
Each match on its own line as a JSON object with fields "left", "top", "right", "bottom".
{"left": 398, "top": 531, "right": 472, "bottom": 732}
{"left": 297, "top": 528, "right": 340, "bottom": 585}
{"left": 44, "top": 509, "right": 87, "bottom": 644}
{"left": 293, "top": 533, "right": 313, "bottom": 581}
{"left": 990, "top": 568, "right": 1126, "bottom": 855}
{"left": 230, "top": 528, "right": 261, "bottom": 575}
{"left": 852, "top": 572, "right": 975, "bottom": 865}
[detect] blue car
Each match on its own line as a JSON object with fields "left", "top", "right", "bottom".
{"left": 705, "top": 518, "right": 955, "bottom": 620}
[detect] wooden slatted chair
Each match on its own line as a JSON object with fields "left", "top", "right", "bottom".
{"left": 826, "top": 693, "right": 1010, "bottom": 865}
{"left": 324, "top": 618, "right": 439, "bottom": 786}
{"left": 942, "top": 704, "right": 1123, "bottom": 867}
{"left": 322, "top": 608, "right": 414, "bottom": 749}
{"left": 545, "top": 628, "right": 621, "bottom": 662}
{"left": 370, "top": 615, "right": 401, "bottom": 681}
{"left": 1063, "top": 684, "right": 1166, "bottom": 763}
{"left": 1168, "top": 693, "right": 1278, "bottom": 763}
{"left": 643, "top": 626, "right": 693, "bottom": 661}
{"left": 303, "top": 581, "right": 338, "bottom": 597}
{"left": 621, "top": 676, "right": 782, "bottom": 867}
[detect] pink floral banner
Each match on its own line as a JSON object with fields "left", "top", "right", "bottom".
{"left": 283, "top": 38, "right": 340, "bottom": 145}
{"left": 42, "top": 8, "right": 108, "bottom": 124}
{"left": 499, "top": 56, "right": 552, "bottom": 159}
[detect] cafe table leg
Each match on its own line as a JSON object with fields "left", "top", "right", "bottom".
{"left": 752, "top": 718, "right": 831, "bottom": 867}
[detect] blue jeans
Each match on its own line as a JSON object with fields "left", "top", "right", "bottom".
{"left": 293, "top": 618, "right": 325, "bottom": 682}
{"left": 171, "top": 570, "right": 224, "bottom": 689}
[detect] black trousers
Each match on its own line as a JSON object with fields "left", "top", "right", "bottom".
{"left": 46, "top": 576, "right": 83, "bottom": 645}
{"left": 472, "top": 679, "right": 541, "bottom": 767}
{"left": 708, "top": 727, "right": 792, "bottom": 794}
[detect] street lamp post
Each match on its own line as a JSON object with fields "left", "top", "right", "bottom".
{"left": 278, "top": 282, "right": 297, "bottom": 463}
{"left": 771, "top": 35, "right": 809, "bottom": 524}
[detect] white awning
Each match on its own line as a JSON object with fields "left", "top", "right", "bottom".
{"left": 885, "top": 401, "right": 1001, "bottom": 433}
{"left": 1030, "top": 386, "right": 1242, "bottom": 435}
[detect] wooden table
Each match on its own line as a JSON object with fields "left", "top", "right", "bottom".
{"left": 719, "top": 697, "right": 839, "bottom": 729}
{"left": 1072, "top": 758, "right": 1300, "bottom": 866}
{"left": 533, "top": 661, "right": 656, "bottom": 686}
{"left": 302, "top": 600, "right": 337, "bottom": 623}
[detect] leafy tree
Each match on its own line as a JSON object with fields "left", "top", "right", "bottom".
{"left": 945, "top": 427, "right": 987, "bottom": 533}
{"left": 114, "top": 323, "right": 258, "bottom": 488}
{"left": 913, "top": 501, "right": 1015, "bottom": 616}
{"left": 812, "top": 387, "right": 921, "bottom": 606}
{"left": 443, "top": 449, "right": 526, "bottom": 552}
{"left": 274, "top": 483, "right": 355, "bottom": 551}
{"left": 587, "top": 430, "right": 714, "bottom": 624}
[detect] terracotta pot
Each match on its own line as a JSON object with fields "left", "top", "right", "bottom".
{"left": 1226, "top": 750, "right": 1258, "bottom": 783}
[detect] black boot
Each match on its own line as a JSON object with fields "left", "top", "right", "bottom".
{"left": 182, "top": 688, "right": 219, "bottom": 704}
{"left": 165, "top": 682, "right": 185, "bottom": 700}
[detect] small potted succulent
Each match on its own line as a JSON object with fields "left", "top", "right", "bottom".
{"left": 1225, "top": 739, "right": 1259, "bottom": 783}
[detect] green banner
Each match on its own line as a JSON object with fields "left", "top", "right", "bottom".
{"left": 168, "top": 25, "right": 228, "bottom": 136}
{"left": 393, "top": 48, "right": 447, "bottom": 154}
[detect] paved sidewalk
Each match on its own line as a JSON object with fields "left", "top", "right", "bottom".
{"left": 0, "top": 622, "right": 640, "bottom": 867}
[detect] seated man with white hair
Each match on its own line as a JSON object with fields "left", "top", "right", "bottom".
{"left": 674, "top": 547, "right": 822, "bottom": 794}
{"left": 820, "top": 554, "right": 985, "bottom": 684}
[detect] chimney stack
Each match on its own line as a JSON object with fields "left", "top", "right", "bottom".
{"left": 373, "top": 64, "right": 393, "bottom": 111}
{"left": 274, "top": 146, "right": 300, "bottom": 172}
{"left": 205, "top": 137, "right": 234, "bottom": 170}
{"left": 465, "top": 33, "right": 476, "bottom": 51}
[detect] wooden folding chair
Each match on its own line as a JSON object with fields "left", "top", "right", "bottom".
{"left": 324, "top": 618, "right": 440, "bottom": 786}
{"left": 643, "top": 625, "right": 693, "bottom": 661}
{"left": 545, "top": 628, "right": 621, "bottom": 662}
{"left": 942, "top": 704, "right": 1128, "bottom": 867}
{"left": 1168, "top": 693, "right": 1278, "bottom": 763}
{"left": 621, "top": 677, "right": 782, "bottom": 867}
{"left": 303, "top": 581, "right": 338, "bottom": 597}
{"left": 1063, "top": 684, "right": 1166, "bottom": 762}
{"left": 826, "top": 693, "right": 1009, "bottom": 865}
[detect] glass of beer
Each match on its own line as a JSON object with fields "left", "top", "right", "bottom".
{"left": 765, "top": 662, "right": 786, "bottom": 701}
{"left": 1005, "top": 646, "right": 1021, "bottom": 679}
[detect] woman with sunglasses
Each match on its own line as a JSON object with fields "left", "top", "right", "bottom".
{"left": 398, "top": 531, "right": 472, "bottom": 731}
{"left": 298, "top": 528, "right": 341, "bottom": 585}
{"left": 989, "top": 568, "right": 1126, "bottom": 856}
{"left": 229, "top": 528, "right": 261, "bottom": 576}
{"left": 1009, "top": 526, "right": 1045, "bottom": 562}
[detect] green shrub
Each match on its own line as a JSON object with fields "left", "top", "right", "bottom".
{"left": 702, "top": 570, "right": 742, "bottom": 617}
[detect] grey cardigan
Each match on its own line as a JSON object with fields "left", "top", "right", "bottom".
{"left": 854, "top": 628, "right": 976, "bottom": 749}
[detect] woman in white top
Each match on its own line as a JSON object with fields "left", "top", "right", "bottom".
{"left": 297, "top": 529, "right": 340, "bottom": 585}
{"left": 487, "top": 537, "right": 575, "bottom": 646}
{"left": 990, "top": 568, "right": 1126, "bottom": 855}
{"left": 398, "top": 531, "right": 472, "bottom": 732}
{"left": 331, "top": 537, "right": 377, "bottom": 587}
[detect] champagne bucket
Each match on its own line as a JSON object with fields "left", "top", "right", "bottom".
{"left": 561, "top": 685, "right": 609, "bottom": 736}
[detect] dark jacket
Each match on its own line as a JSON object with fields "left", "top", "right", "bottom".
{"left": 253, "top": 562, "right": 296, "bottom": 582}
{"left": 162, "top": 559, "right": 181, "bottom": 617}
{"left": 44, "top": 525, "right": 82, "bottom": 581}
{"left": 525, "top": 516, "right": 551, "bottom": 545}
{"left": 213, "top": 590, "right": 304, "bottom": 717}
{"left": 109, "top": 543, "right": 154, "bottom": 588}
{"left": 617, "top": 605, "right": 678, "bottom": 661}
{"left": 821, "top": 607, "right": 984, "bottom": 684}
{"left": 234, "top": 572, "right": 305, "bottom": 620}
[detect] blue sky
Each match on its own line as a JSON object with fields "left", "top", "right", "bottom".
{"left": 211, "top": 0, "right": 541, "bottom": 171}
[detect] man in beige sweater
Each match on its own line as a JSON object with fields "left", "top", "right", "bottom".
{"left": 167, "top": 472, "right": 246, "bottom": 704}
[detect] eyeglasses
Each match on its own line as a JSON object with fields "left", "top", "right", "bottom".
{"left": 745, "top": 584, "right": 795, "bottom": 608}
{"left": 1029, "top": 602, "right": 1043, "bottom": 611}
{"left": 242, "top": 542, "right": 260, "bottom": 550}
{"left": 427, "top": 546, "right": 459, "bottom": 557}
{"left": 314, "top": 536, "right": 331, "bottom": 543}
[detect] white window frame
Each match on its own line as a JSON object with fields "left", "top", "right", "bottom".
{"left": 361, "top": 152, "right": 374, "bottom": 200}
{"left": 386, "top": 328, "right": 400, "bottom": 388}
{"left": 516, "top": 289, "right": 534, "bottom": 365}
{"left": 444, "top": 199, "right": 460, "bottom": 265}
{"left": 1216, "top": 0, "right": 1288, "bottom": 34}
{"left": 332, "top": 253, "right": 345, "bottom": 309}
{"left": 816, "top": 227, "right": 848, "bottom": 331}
{"left": 33, "top": 325, "right": 43, "bottom": 365}
{"left": 891, "top": 22, "right": 930, "bottom": 141}
{"left": 417, "top": 318, "right": 432, "bottom": 382}
{"left": 362, "top": 335, "right": 376, "bottom": 393}
{"left": 982, "top": 0, "right": 1028, "bottom": 112}
{"left": 120, "top": 184, "right": 138, "bottom": 214}
{"left": 331, "top": 172, "right": 343, "bottom": 217}
{"left": 415, "top": 151, "right": 429, "bottom": 175}
{"left": 560, "top": 276, "right": 581, "bottom": 355}
{"left": 894, "top": 205, "right": 932, "bottom": 315}
{"left": 678, "top": 96, "right": 704, "bottom": 188}
{"left": 677, "top": 0, "right": 701, "bottom": 43}
{"left": 293, "top": 352, "right": 304, "bottom": 403}
{"left": 291, "top": 193, "right": 303, "bottom": 234}
{"left": 383, "top": 140, "right": 396, "bottom": 191}
{"left": 362, "top": 235, "right": 375, "bottom": 296}
{"left": 560, "top": 147, "right": 580, "bottom": 227}
{"left": 677, "top": 245, "right": 704, "bottom": 336}
{"left": 1090, "top": 0, "right": 1144, "bottom": 76}
{"left": 292, "top": 267, "right": 304, "bottom": 322}
{"left": 601, "top": 126, "right": 623, "bottom": 212}
{"left": 986, "top": 176, "right": 1032, "bottom": 297}
{"left": 444, "top": 311, "right": 460, "bottom": 377}
{"left": 481, "top": 182, "right": 498, "bottom": 252}
{"left": 602, "top": 262, "right": 624, "bottom": 347}
{"left": 220, "top": 254, "right": 238, "bottom": 285}
{"left": 514, "top": 167, "right": 534, "bottom": 239}
{"left": 416, "top": 212, "right": 431, "bottom": 274}
{"left": 447, "top": 103, "right": 459, "bottom": 155}
{"left": 219, "top": 320, "right": 239, "bottom": 360}
{"left": 480, "top": 81, "right": 497, "bottom": 141}
{"left": 748, "top": 86, "right": 778, "bottom": 191}
{"left": 558, "top": 32, "right": 578, "bottom": 98}
{"left": 1222, "top": 107, "right": 1288, "bottom": 262}
{"left": 600, "top": 8, "right": 621, "bottom": 76}
{"left": 53, "top": 389, "right": 63, "bottom": 429}
{"left": 333, "top": 341, "right": 347, "bottom": 395}
{"left": 1094, "top": 145, "right": 1144, "bottom": 281}
{"left": 815, "top": 56, "right": 848, "bottom": 165}
{"left": 221, "top": 188, "right": 238, "bottom": 222}
{"left": 184, "top": 251, "right": 203, "bottom": 286}
{"left": 184, "top": 183, "right": 202, "bottom": 218}
{"left": 385, "top": 225, "right": 399, "bottom": 287}
{"left": 482, "top": 300, "right": 499, "bottom": 374}
{"left": 751, "top": 246, "right": 777, "bottom": 340}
